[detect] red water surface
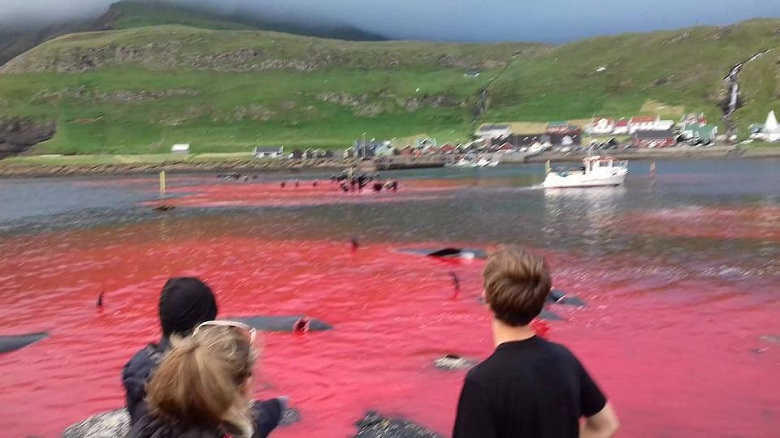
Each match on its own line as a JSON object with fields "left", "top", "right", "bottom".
{"left": 0, "top": 220, "right": 778, "bottom": 437}
{"left": 142, "top": 180, "right": 459, "bottom": 208}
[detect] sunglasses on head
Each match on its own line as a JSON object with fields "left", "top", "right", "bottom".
{"left": 193, "top": 320, "right": 257, "bottom": 345}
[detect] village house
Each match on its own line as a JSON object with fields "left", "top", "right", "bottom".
{"left": 506, "top": 134, "right": 549, "bottom": 147}
{"left": 438, "top": 143, "right": 457, "bottom": 154}
{"left": 632, "top": 129, "right": 678, "bottom": 148}
{"left": 288, "top": 149, "right": 304, "bottom": 159}
{"left": 589, "top": 118, "right": 615, "bottom": 135}
{"left": 629, "top": 116, "right": 674, "bottom": 133}
{"left": 750, "top": 110, "right": 780, "bottom": 142}
{"left": 353, "top": 140, "right": 394, "bottom": 158}
{"left": 171, "top": 143, "right": 190, "bottom": 154}
{"left": 546, "top": 122, "right": 582, "bottom": 146}
{"left": 612, "top": 118, "right": 630, "bottom": 135}
{"left": 680, "top": 124, "right": 718, "bottom": 144}
{"left": 253, "top": 146, "right": 284, "bottom": 158}
{"left": 680, "top": 112, "right": 708, "bottom": 126}
{"left": 475, "top": 124, "right": 511, "bottom": 140}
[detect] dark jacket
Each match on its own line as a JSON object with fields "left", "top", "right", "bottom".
{"left": 122, "top": 340, "right": 283, "bottom": 437}
{"left": 123, "top": 340, "right": 169, "bottom": 424}
{"left": 126, "top": 414, "right": 226, "bottom": 438}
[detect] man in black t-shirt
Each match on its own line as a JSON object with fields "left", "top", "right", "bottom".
{"left": 453, "top": 246, "right": 619, "bottom": 438}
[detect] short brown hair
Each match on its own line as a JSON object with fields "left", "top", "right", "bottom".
{"left": 483, "top": 246, "right": 551, "bottom": 326}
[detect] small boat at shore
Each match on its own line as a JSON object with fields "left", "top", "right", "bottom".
{"left": 543, "top": 156, "right": 628, "bottom": 188}
{"left": 447, "top": 155, "right": 499, "bottom": 168}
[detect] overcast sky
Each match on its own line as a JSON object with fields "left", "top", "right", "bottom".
{"left": 1, "top": 0, "right": 779, "bottom": 42}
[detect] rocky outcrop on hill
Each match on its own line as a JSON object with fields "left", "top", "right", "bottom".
{"left": 317, "top": 91, "right": 465, "bottom": 116}
{"left": 0, "top": 117, "right": 57, "bottom": 159}
{"left": 0, "top": 35, "right": 513, "bottom": 74}
{"left": 31, "top": 87, "right": 198, "bottom": 104}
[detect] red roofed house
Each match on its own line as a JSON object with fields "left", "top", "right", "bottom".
{"left": 613, "top": 118, "right": 630, "bottom": 134}
{"left": 439, "top": 143, "right": 457, "bottom": 154}
{"left": 629, "top": 116, "right": 658, "bottom": 133}
{"left": 630, "top": 116, "right": 675, "bottom": 133}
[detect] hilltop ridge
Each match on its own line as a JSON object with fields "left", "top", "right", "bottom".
{"left": 0, "top": 0, "right": 386, "bottom": 66}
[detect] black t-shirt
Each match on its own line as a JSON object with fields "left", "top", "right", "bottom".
{"left": 453, "top": 336, "right": 607, "bottom": 438}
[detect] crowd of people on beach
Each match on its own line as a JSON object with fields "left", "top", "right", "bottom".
{"left": 120, "top": 247, "right": 618, "bottom": 438}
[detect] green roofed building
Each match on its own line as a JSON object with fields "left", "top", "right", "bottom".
{"left": 681, "top": 123, "right": 718, "bottom": 144}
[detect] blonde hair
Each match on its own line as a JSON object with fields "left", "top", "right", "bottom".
{"left": 146, "top": 325, "right": 258, "bottom": 437}
{"left": 483, "top": 245, "right": 552, "bottom": 326}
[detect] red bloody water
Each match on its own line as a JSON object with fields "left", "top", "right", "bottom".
{"left": 143, "top": 179, "right": 461, "bottom": 208}
{"left": 1, "top": 175, "right": 778, "bottom": 437}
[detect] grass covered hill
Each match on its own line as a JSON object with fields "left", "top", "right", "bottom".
{"left": 0, "top": 0, "right": 386, "bottom": 66}
{"left": 0, "top": 18, "right": 778, "bottom": 154}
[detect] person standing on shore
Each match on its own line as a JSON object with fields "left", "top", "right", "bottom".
{"left": 452, "top": 246, "right": 619, "bottom": 438}
{"left": 122, "top": 277, "right": 285, "bottom": 436}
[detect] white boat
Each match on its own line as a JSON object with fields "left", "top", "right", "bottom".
{"left": 543, "top": 156, "right": 628, "bottom": 188}
{"left": 447, "top": 157, "right": 479, "bottom": 168}
{"left": 447, "top": 156, "right": 497, "bottom": 168}
{"left": 476, "top": 157, "right": 491, "bottom": 167}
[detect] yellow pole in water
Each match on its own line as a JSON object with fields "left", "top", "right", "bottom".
{"left": 545, "top": 160, "right": 551, "bottom": 174}
{"left": 159, "top": 171, "right": 166, "bottom": 199}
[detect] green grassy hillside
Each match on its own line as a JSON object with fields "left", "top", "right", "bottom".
{"left": 0, "top": 19, "right": 777, "bottom": 154}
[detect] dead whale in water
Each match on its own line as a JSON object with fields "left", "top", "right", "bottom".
{"left": 355, "top": 411, "right": 442, "bottom": 438}
{"left": 0, "top": 332, "right": 48, "bottom": 354}
{"left": 434, "top": 354, "right": 479, "bottom": 371}
{"left": 399, "top": 247, "right": 488, "bottom": 259}
{"left": 62, "top": 406, "right": 301, "bottom": 437}
{"left": 230, "top": 315, "right": 333, "bottom": 332}
{"left": 548, "top": 289, "right": 587, "bottom": 307}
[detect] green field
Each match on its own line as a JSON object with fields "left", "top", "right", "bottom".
{"left": 0, "top": 13, "right": 778, "bottom": 155}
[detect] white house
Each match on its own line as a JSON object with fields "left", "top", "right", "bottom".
{"left": 253, "top": 146, "right": 284, "bottom": 158}
{"left": 752, "top": 110, "right": 780, "bottom": 142}
{"left": 475, "top": 124, "right": 511, "bottom": 140}
{"left": 590, "top": 118, "right": 615, "bottom": 135}
{"left": 171, "top": 144, "right": 190, "bottom": 154}
{"left": 629, "top": 116, "right": 674, "bottom": 133}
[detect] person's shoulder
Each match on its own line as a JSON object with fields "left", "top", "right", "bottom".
{"left": 123, "top": 344, "right": 161, "bottom": 379}
{"left": 464, "top": 350, "right": 506, "bottom": 383}
{"left": 536, "top": 337, "right": 578, "bottom": 358}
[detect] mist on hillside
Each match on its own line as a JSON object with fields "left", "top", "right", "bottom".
{"left": 0, "top": 0, "right": 778, "bottom": 42}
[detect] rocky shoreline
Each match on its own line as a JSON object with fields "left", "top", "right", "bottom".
{"left": 0, "top": 146, "right": 777, "bottom": 178}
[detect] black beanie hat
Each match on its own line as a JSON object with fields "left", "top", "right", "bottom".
{"left": 159, "top": 277, "right": 218, "bottom": 337}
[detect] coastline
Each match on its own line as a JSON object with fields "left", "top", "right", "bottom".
{"left": 0, "top": 145, "right": 778, "bottom": 178}
{"left": 524, "top": 145, "right": 780, "bottom": 163}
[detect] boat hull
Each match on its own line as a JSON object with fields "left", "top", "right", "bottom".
{"left": 542, "top": 170, "right": 627, "bottom": 188}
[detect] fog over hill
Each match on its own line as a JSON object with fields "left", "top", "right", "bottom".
{"left": 1, "top": 0, "right": 779, "bottom": 43}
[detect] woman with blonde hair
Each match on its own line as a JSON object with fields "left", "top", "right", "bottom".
{"left": 128, "top": 320, "right": 284, "bottom": 438}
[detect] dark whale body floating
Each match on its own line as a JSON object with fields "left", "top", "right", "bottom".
{"left": 0, "top": 332, "right": 48, "bottom": 354}
{"left": 230, "top": 315, "right": 333, "bottom": 332}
